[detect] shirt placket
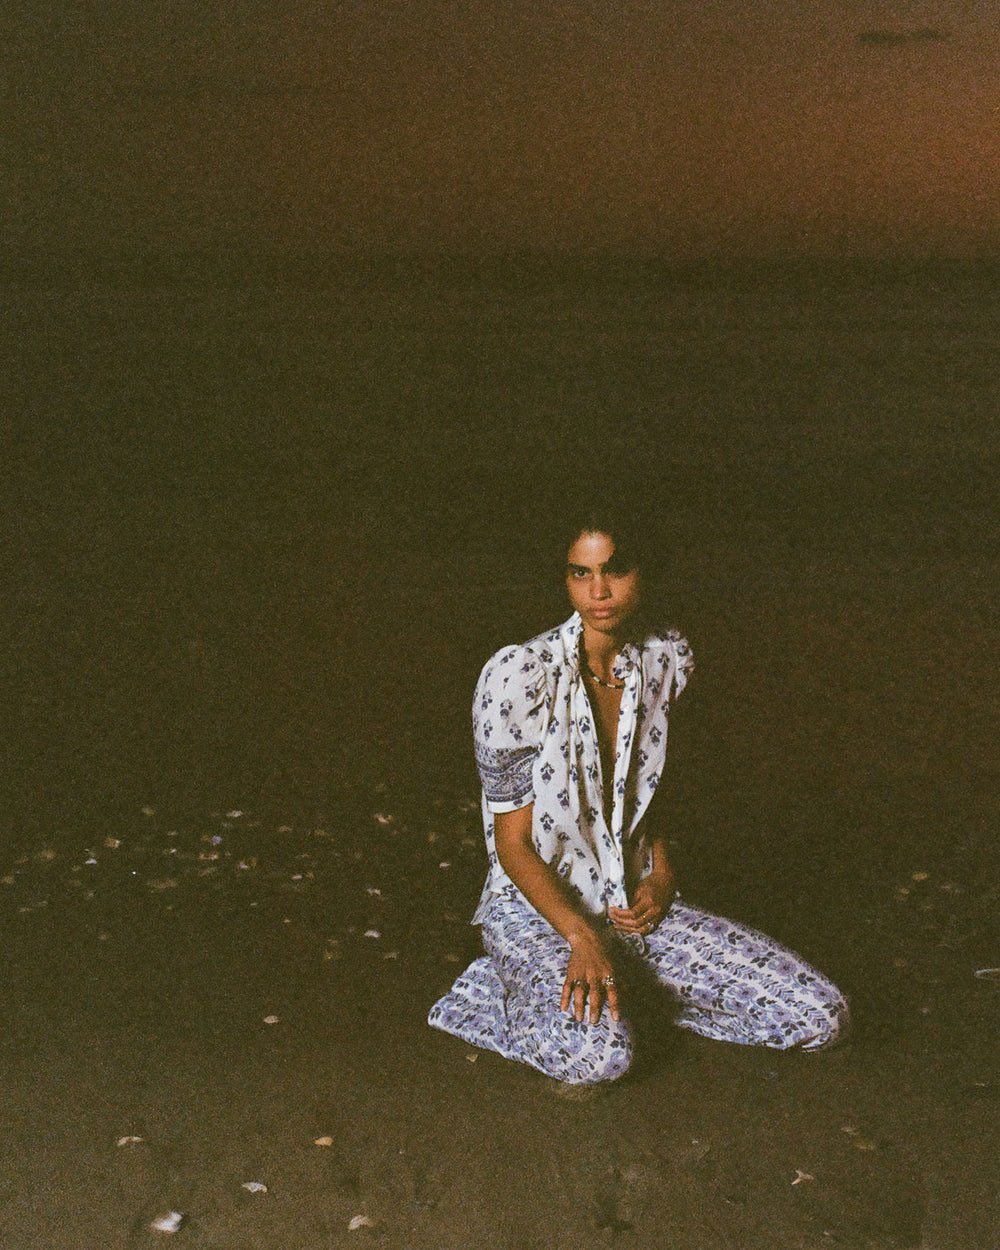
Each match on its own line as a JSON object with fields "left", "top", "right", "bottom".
{"left": 569, "top": 669, "right": 618, "bottom": 911}
{"left": 610, "top": 661, "right": 639, "bottom": 842}
{"left": 592, "top": 657, "right": 634, "bottom": 912}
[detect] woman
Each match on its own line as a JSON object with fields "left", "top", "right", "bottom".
{"left": 429, "top": 511, "right": 849, "bottom": 1085}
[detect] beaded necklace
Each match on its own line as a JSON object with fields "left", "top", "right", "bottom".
{"left": 581, "top": 652, "right": 626, "bottom": 690}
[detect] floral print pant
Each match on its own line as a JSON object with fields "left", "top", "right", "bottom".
{"left": 428, "top": 889, "right": 849, "bottom": 1085}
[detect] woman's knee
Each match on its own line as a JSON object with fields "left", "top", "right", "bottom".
{"left": 799, "top": 994, "right": 851, "bottom": 1051}
{"left": 761, "top": 987, "right": 850, "bottom": 1052}
{"left": 542, "top": 1019, "right": 633, "bottom": 1085}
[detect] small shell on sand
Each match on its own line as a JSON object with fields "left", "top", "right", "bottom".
{"left": 150, "top": 1211, "right": 184, "bottom": 1233}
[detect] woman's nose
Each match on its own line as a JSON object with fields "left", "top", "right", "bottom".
{"left": 592, "top": 576, "right": 611, "bottom": 600}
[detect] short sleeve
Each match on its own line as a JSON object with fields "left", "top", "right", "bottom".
{"left": 472, "top": 645, "right": 549, "bottom": 813}
{"left": 669, "top": 633, "right": 694, "bottom": 699}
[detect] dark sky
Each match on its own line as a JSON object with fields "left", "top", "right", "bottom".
{"left": 5, "top": 0, "right": 998, "bottom": 257}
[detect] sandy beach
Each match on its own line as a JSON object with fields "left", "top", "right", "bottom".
{"left": 4, "top": 549, "right": 999, "bottom": 1248}
{"left": 4, "top": 262, "right": 999, "bottom": 1247}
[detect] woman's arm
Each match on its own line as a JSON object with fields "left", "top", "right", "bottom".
{"left": 494, "top": 805, "right": 620, "bottom": 1025}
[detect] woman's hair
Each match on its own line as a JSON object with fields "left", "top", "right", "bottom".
{"left": 542, "top": 493, "right": 668, "bottom": 619}
{"left": 559, "top": 504, "right": 650, "bottom": 575}
{"left": 553, "top": 492, "right": 658, "bottom": 573}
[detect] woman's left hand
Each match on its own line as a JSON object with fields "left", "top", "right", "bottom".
{"left": 608, "top": 871, "right": 676, "bottom": 936}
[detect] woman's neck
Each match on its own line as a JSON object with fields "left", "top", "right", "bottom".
{"left": 581, "top": 625, "right": 623, "bottom": 676}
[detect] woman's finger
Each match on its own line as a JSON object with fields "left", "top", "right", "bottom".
{"left": 613, "top": 915, "right": 646, "bottom": 933}
{"left": 611, "top": 914, "right": 659, "bottom": 937}
{"left": 588, "top": 983, "right": 605, "bottom": 1024}
{"left": 563, "top": 975, "right": 586, "bottom": 1020}
{"left": 560, "top": 977, "right": 573, "bottom": 1013}
{"left": 607, "top": 910, "right": 629, "bottom": 927}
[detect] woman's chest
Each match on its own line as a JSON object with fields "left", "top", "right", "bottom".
{"left": 586, "top": 684, "right": 624, "bottom": 758}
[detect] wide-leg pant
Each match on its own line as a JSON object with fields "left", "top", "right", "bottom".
{"left": 428, "top": 889, "right": 850, "bottom": 1085}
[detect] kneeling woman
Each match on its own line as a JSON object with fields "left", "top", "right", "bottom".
{"left": 429, "top": 512, "right": 849, "bottom": 1085}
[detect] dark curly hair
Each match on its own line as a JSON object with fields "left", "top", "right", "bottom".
{"left": 559, "top": 504, "right": 650, "bottom": 575}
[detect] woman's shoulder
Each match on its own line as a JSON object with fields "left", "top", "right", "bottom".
{"left": 640, "top": 623, "right": 691, "bottom": 650}
{"left": 476, "top": 620, "right": 571, "bottom": 692}
{"left": 639, "top": 626, "right": 694, "bottom": 672}
{"left": 637, "top": 627, "right": 695, "bottom": 700}
{"left": 484, "top": 619, "right": 571, "bottom": 670}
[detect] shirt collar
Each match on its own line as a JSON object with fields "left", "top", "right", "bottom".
{"left": 560, "top": 613, "right": 640, "bottom": 682}
{"left": 562, "top": 613, "right": 584, "bottom": 678}
{"left": 613, "top": 643, "right": 640, "bottom": 681}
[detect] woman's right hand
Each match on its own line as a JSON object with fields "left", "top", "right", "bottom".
{"left": 492, "top": 805, "right": 622, "bottom": 1025}
{"left": 560, "top": 932, "right": 621, "bottom": 1024}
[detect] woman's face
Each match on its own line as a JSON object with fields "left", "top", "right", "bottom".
{"left": 565, "top": 530, "right": 642, "bottom": 634}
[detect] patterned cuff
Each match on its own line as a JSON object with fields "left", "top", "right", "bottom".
{"left": 476, "top": 743, "right": 537, "bottom": 809}
{"left": 485, "top": 792, "right": 535, "bottom": 814}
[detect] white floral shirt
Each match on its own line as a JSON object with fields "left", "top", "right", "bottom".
{"left": 471, "top": 612, "right": 694, "bottom": 923}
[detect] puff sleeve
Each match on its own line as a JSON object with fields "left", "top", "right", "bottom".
{"left": 472, "top": 645, "right": 550, "bottom": 813}
{"left": 668, "top": 631, "right": 694, "bottom": 699}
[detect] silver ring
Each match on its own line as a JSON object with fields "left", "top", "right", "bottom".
{"left": 602, "top": 976, "right": 616, "bottom": 987}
